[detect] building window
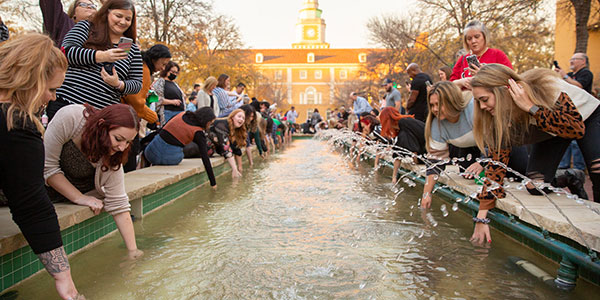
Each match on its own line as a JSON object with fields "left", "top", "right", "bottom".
{"left": 359, "top": 71, "right": 367, "bottom": 80}
{"left": 307, "top": 52, "right": 315, "bottom": 63}
{"left": 255, "top": 53, "right": 263, "bottom": 63}
{"left": 317, "top": 92, "right": 322, "bottom": 104}
{"left": 314, "top": 70, "right": 322, "bottom": 79}
{"left": 358, "top": 53, "right": 367, "bottom": 63}
{"left": 339, "top": 70, "right": 347, "bottom": 79}
{"left": 299, "top": 92, "right": 305, "bottom": 104}
{"left": 275, "top": 70, "right": 283, "bottom": 80}
{"left": 300, "top": 70, "right": 307, "bottom": 80}
{"left": 306, "top": 87, "right": 316, "bottom": 104}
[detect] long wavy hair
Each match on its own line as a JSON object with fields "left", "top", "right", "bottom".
{"left": 227, "top": 109, "right": 247, "bottom": 147}
{"left": 379, "top": 107, "right": 413, "bottom": 138}
{"left": 84, "top": 0, "right": 136, "bottom": 51}
{"left": 471, "top": 64, "right": 560, "bottom": 152}
{"left": 0, "top": 33, "right": 68, "bottom": 133}
{"left": 81, "top": 103, "right": 139, "bottom": 171}
{"left": 424, "top": 81, "right": 467, "bottom": 151}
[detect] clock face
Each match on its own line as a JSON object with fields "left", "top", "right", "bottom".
{"left": 306, "top": 28, "right": 316, "bottom": 37}
{"left": 304, "top": 26, "right": 318, "bottom": 40}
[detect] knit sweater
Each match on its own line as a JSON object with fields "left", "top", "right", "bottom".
{"left": 43, "top": 105, "right": 131, "bottom": 215}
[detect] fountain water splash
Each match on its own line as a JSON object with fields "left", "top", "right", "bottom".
{"left": 316, "top": 129, "right": 598, "bottom": 257}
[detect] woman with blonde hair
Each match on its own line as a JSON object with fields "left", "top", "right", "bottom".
{"left": 196, "top": 76, "right": 220, "bottom": 117}
{"left": 470, "top": 63, "right": 600, "bottom": 244}
{"left": 0, "top": 33, "right": 81, "bottom": 299}
{"left": 450, "top": 20, "right": 513, "bottom": 90}
{"left": 420, "top": 81, "right": 527, "bottom": 209}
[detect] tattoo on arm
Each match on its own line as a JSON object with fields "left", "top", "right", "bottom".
{"left": 37, "top": 247, "right": 70, "bottom": 274}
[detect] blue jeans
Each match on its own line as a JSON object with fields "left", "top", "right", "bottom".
{"left": 164, "top": 110, "right": 182, "bottom": 123}
{"left": 558, "top": 140, "right": 585, "bottom": 170}
{"left": 144, "top": 135, "right": 184, "bottom": 165}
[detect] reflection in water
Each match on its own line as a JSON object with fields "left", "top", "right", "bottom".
{"left": 9, "top": 140, "right": 598, "bottom": 299}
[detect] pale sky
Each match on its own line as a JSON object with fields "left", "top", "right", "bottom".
{"left": 213, "top": 0, "right": 418, "bottom": 49}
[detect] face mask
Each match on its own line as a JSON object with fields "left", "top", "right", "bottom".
{"left": 168, "top": 73, "right": 177, "bottom": 81}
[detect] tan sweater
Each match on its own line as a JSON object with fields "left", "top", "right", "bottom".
{"left": 43, "top": 105, "right": 131, "bottom": 215}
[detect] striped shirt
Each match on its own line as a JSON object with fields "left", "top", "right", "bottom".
{"left": 57, "top": 20, "right": 142, "bottom": 109}
{"left": 214, "top": 87, "right": 238, "bottom": 117}
{"left": 0, "top": 22, "right": 8, "bottom": 42}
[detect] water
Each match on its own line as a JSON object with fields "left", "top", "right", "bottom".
{"left": 7, "top": 139, "right": 599, "bottom": 299}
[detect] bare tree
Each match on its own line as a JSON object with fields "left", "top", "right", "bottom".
{"left": 253, "top": 74, "right": 288, "bottom": 107}
{"left": 136, "top": 0, "right": 211, "bottom": 44}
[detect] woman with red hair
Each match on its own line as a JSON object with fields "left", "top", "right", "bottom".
{"left": 379, "top": 107, "right": 426, "bottom": 184}
{"left": 44, "top": 103, "right": 143, "bottom": 259}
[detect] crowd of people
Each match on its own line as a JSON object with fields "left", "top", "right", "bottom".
{"left": 1, "top": 1, "right": 599, "bottom": 299}
{"left": 326, "top": 20, "right": 600, "bottom": 249}
{"left": 0, "top": 1, "right": 297, "bottom": 299}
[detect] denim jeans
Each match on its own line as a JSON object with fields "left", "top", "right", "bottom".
{"left": 164, "top": 110, "right": 183, "bottom": 124}
{"left": 144, "top": 135, "right": 184, "bottom": 165}
{"left": 558, "top": 140, "right": 586, "bottom": 170}
{"left": 527, "top": 106, "right": 600, "bottom": 202}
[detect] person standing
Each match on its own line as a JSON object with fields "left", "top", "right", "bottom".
{"left": 381, "top": 78, "right": 404, "bottom": 113}
{"left": 0, "top": 33, "right": 81, "bottom": 300}
{"left": 350, "top": 92, "right": 372, "bottom": 117}
{"left": 153, "top": 61, "right": 185, "bottom": 124}
{"left": 40, "top": 0, "right": 98, "bottom": 47}
{"left": 196, "top": 76, "right": 220, "bottom": 117}
{"left": 406, "top": 63, "right": 431, "bottom": 122}
{"left": 285, "top": 106, "right": 299, "bottom": 133}
{"left": 48, "top": 0, "right": 142, "bottom": 120}
{"left": 189, "top": 83, "right": 201, "bottom": 103}
{"left": 450, "top": 20, "right": 513, "bottom": 90}
{"left": 555, "top": 52, "right": 594, "bottom": 94}
{"left": 214, "top": 74, "right": 243, "bottom": 117}
{"left": 555, "top": 52, "right": 594, "bottom": 171}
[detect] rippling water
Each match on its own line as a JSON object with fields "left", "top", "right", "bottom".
{"left": 8, "top": 139, "right": 599, "bottom": 299}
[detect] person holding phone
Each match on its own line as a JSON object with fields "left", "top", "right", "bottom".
{"left": 450, "top": 20, "right": 513, "bottom": 90}
{"left": 47, "top": 0, "right": 142, "bottom": 120}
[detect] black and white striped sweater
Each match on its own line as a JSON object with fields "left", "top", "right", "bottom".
{"left": 57, "top": 20, "right": 142, "bottom": 109}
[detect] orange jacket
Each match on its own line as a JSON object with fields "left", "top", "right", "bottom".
{"left": 122, "top": 63, "right": 158, "bottom": 124}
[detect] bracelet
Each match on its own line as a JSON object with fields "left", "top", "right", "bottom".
{"left": 472, "top": 217, "right": 490, "bottom": 224}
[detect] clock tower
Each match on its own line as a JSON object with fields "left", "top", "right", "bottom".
{"left": 292, "top": 0, "right": 330, "bottom": 49}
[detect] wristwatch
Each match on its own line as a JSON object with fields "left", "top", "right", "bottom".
{"left": 529, "top": 105, "right": 540, "bottom": 116}
{"left": 563, "top": 75, "right": 569, "bottom": 80}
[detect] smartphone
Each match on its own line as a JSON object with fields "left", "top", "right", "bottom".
{"left": 466, "top": 54, "right": 481, "bottom": 68}
{"left": 553, "top": 60, "right": 560, "bottom": 69}
{"left": 117, "top": 37, "right": 133, "bottom": 54}
{"left": 103, "top": 62, "right": 114, "bottom": 75}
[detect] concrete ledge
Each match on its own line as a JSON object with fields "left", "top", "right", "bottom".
{"left": 0, "top": 155, "right": 227, "bottom": 257}
{"left": 386, "top": 154, "right": 600, "bottom": 253}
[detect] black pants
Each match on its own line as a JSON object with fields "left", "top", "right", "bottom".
{"left": 123, "top": 134, "right": 141, "bottom": 173}
{"left": 527, "top": 106, "right": 600, "bottom": 202}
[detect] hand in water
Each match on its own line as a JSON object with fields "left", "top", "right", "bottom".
{"left": 420, "top": 192, "right": 432, "bottom": 209}
{"left": 127, "top": 249, "right": 144, "bottom": 260}
{"left": 470, "top": 223, "right": 491, "bottom": 246}
{"left": 232, "top": 169, "right": 242, "bottom": 178}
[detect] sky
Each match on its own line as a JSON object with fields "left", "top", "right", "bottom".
{"left": 213, "top": 0, "right": 418, "bottom": 49}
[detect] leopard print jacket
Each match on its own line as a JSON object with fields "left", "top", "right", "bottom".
{"left": 478, "top": 92, "right": 585, "bottom": 210}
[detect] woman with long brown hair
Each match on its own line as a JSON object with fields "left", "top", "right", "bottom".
{"left": 0, "top": 33, "right": 81, "bottom": 300}
{"left": 44, "top": 103, "right": 143, "bottom": 259}
{"left": 48, "top": 0, "right": 142, "bottom": 119}
{"left": 469, "top": 63, "right": 600, "bottom": 245}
